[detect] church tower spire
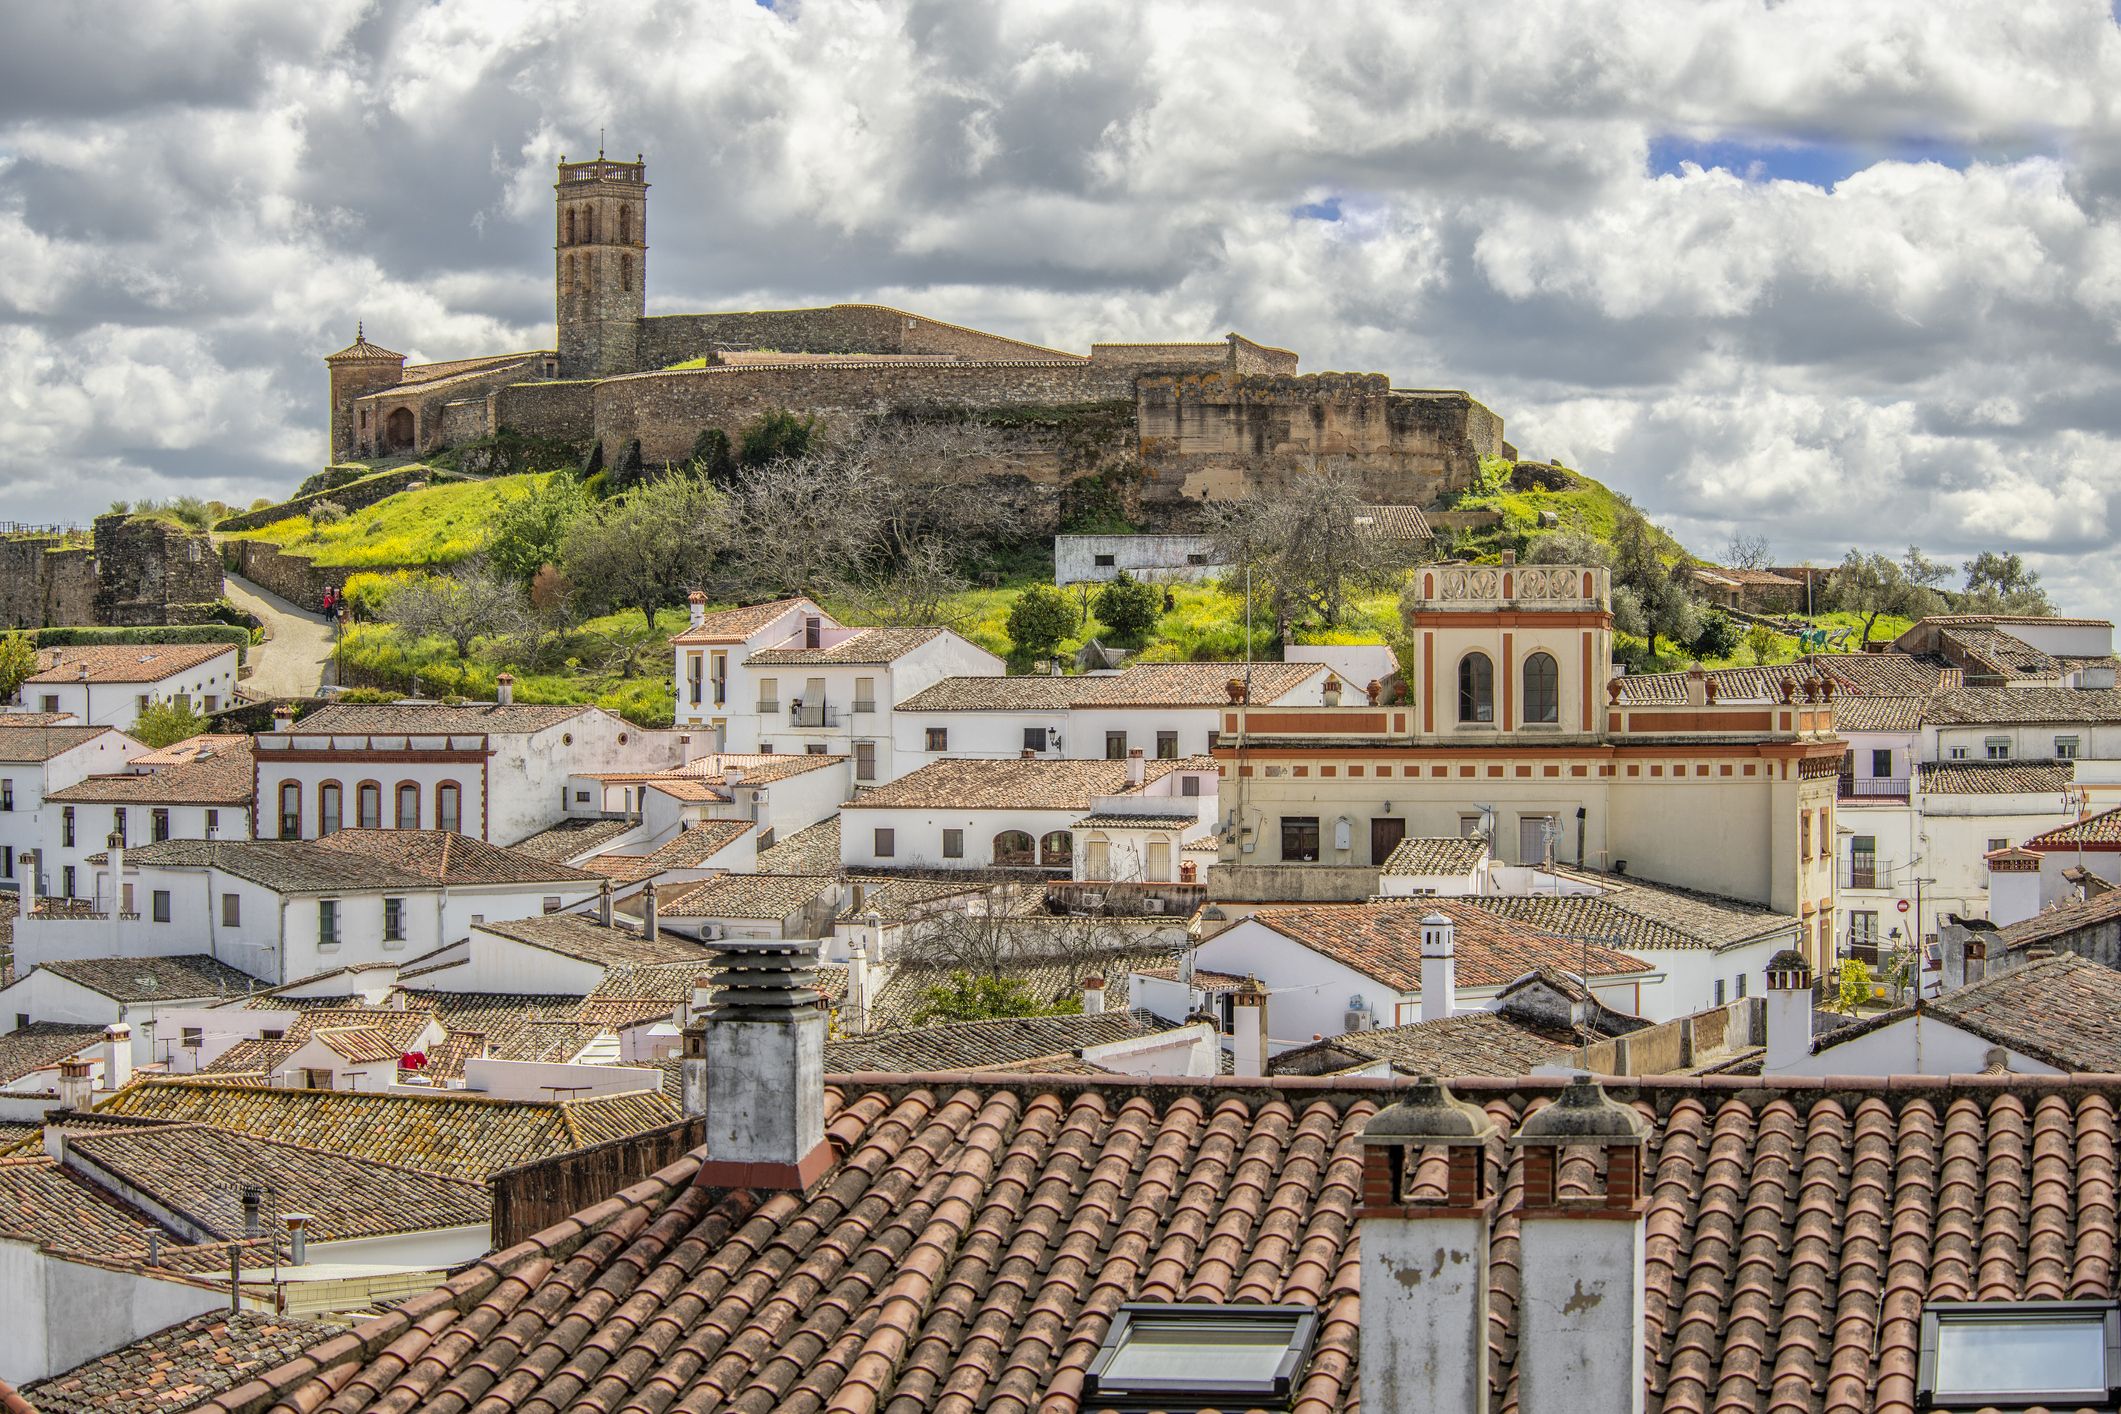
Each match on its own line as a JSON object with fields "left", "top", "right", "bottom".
{"left": 554, "top": 151, "right": 648, "bottom": 379}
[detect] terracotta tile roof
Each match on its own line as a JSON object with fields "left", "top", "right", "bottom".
{"left": 1818, "top": 952, "right": 2121, "bottom": 1071}
{"left": 45, "top": 737, "right": 254, "bottom": 806}
{"left": 0, "top": 1155, "right": 165, "bottom": 1254}
{"left": 756, "top": 815, "right": 840, "bottom": 873}
{"left": 668, "top": 596, "right": 815, "bottom": 644}
{"left": 475, "top": 913, "right": 711, "bottom": 967}
{"left": 308, "top": 1024, "right": 407, "bottom": 1064}
{"left": 1828, "top": 693, "right": 1931, "bottom": 732}
{"left": 1271, "top": 1010, "right": 1580, "bottom": 1077}
{"left": 1923, "top": 685, "right": 2121, "bottom": 724}
{"left": 1924, "top": 612, "right": 2115, "bottom": 628}
{"left": 34, "top": 954, "right": 259, "bottom": 1002}
{"left": 1994, "top": 887, "right": 2121, "bottom": 949}
{"left": 745, "top": 626, "right": 944, "bottom": 666}
{"left": 1919, "top": 759, "right": 2074, "bottom": 795}
{"left": 836, "top": 875, "right": 998, "bottom": 922}
{"left": 293, "top": 701, "right": 594, "bottom": 734}
{"left": 1810, "top": 650, "right": 1962, "bottom": 694}
{"left": 314, "top": 829, "right": 607, "bottom": 884}
{"left": 23, "top": 1310, "right": 338, "bottom": 1414}
{"left": 845, "top": 756, "right": 1214, "bottom": 811}
{"left": 1690, "top": 564, "right": 1801, "bottom": 588}
{"left": 0, "top": 1020, "right": 106, "bottom": 1084}
{"left": 323, "top": 329, "right": 404, "bottom": 363}
{"left": 1247, "top": 901, "right": 1651, "bottom": 992}
{"left": 641, "top": 776, "right": 725, "bottom": 803}
{"left": 579, "top": 820, "right": 753, "bottom": 882}
{"left": 1350, "top": 504, "right": 1432, "bottom": 540}
{"left": 822, "top": 1010, "right": 1162, "bottom": 1073}
{"left": 1379, "top": 835, "right": 1488, "bottom": 876}
{"left": 61, "top": 1122, "right": 490, "bottom": 1242}
{"left": 27, "top": 642, "right": 232, "bottom": 684}
{"left": 1465, "top": 877, "right": 1798, "bottom": 951}
{"left": 127, "top": 733, "right": 247, "bottom": 766}
{"left": 390, "top": 991, "right": 614, "bottom": 1067}
{"left": 2024, "top": 806, "right": 2121, "bottom": 849}
{"left": 659, "top": 872, "right": 837, "bottom": 920}
{"left": 0, "top": 725, "right": 118, "bottom": 763}
{"left": 1939, "top": 624, "right": 2061, "bottom": 679}
{"left": 508, "top": 815, "right": 637, "bottom": 862}
{"left": 91, "top": 1077, "right": 680, "bottom": 1181}
{"left": 0, "top": 711, "right": 83, "bottom": 725}
{"left": 109, "top": 832, "right": 601, "bottom": 892}
{"left": 897, "top": 661, "right": 1321, "bottom": 711}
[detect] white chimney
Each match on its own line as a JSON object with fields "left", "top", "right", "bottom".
{"left": 495, "top": 672, "right": 515, "bottom": 706}
{"left": 1231, "top": 977, "right": 1268, "bottom": 1078}
{"left": 687, "top": 590, "right": 707, "bottom": 628}
{"left": 1358, "top": 1077, "right": 1500, "bottom": 1414}
{"left": 698, "top": 939, "right": 830, "bottom": 1191}
{"left": 105, "top": 830, "right": 124, "bottom": 913}
{"left": 723, "top": 763, "right": 744, "bottom": 789}
{"left": 1763, "top": 948, "right": 1815, "bottom": 1074}
{"left": 1082, "top": 974, "right": 1107, "bottom": 1015}
{"left": 847, "top": 930, "right": 877, "bottom": 1035}
{"left": 1420, "top": 912, "right": 1456, "bottom": 1022}
{"left": 21, "top": 848, "right": 36, "bottom": 915}
{"left": 1511, "top": 1076, "right": 1651, "bottom": 1414}
{"left": 101, "top": 1022, "right": 131, "bottom": 1092}
{"left": 1125, "top": 747, "right": 1145, "bottom": 787}
{"left": 272, "top": 704, "right": 295, "bottom": 733}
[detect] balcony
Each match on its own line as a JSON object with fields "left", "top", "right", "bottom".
{"left": 1845, "top": 854, "right": 1879, "bottom": 890}
{"left": 1837, "top": 774, "right": 1909, "bottom": 803}
{"left": 788, "top": 702, "right": 841, "bottom": 729}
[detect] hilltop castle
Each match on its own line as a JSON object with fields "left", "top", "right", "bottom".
{"left": 326, "top": 154, "right": 1510, "bottom": 512}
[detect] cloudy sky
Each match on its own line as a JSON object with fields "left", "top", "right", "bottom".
{"left": 3, "top": 0, "right": 2119, "bottom": 613}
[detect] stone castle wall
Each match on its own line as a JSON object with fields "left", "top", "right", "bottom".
{"left": 0, "top": 518, "right": 220, "bottom": 631}
{"left": 635, "top": 304, "right": 1071, "bottom": 371}
{"left": 0, "top": 537, "right": 97, "bottom": 629}
{"left": 489, "top": 380, "right": 597, "bottom": 441}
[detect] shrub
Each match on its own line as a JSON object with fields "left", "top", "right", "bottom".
{"left": 131, "top": 698, "right": 212, "bottom": 748}
{"left": 911, "top": 971, "right": 1082, "bottom": 1024}
{"left": 1092, "top": 572, "right": 1162, "bottom": 645}
{"left": 1692, "top": 610, "right": 1741, "bottom": 659}
{"left": 34, "top": 625, "right": 249, "bottom": 662}
{"left": 738, "top": 409, "right": 819, "bottom": 468}
{"left": 1745, "top": 623, "right": 1778, "bottom": 665}
{"left": 1837, "top": 958, "right": 1874, "bottom": 1013}
{"left": 308, "top": 499, "right": 349, "bottom": 526}
{"left": 0, "top": 632, "right": 38, "bottom": 701}
{"left": 1005, "top": 584, "right": 1074, "bottom": 660}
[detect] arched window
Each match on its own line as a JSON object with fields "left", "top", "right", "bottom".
{"left": 618, "top": 206, "right": 631, "bottom": 244}
{"left": 1523, "top": 652, "right": 1560, "bottom": 725}
{"left": 318, "top": 782, "right": 342, "bottom": 836}
{"left": 436, "top": 781, "right": 461, "bottom": 834}
{"left": 565, "top": 208, "right": 576, "bottom": 245}
{"left": 993, "top": 830, "right": 1035, "bottom": 867}
{"left": 621, "top": 254, "right": 633, "bottom": 292}
{"left": 1040, "top": 831, "right": 1073, "bottom": 868}
{"left": 395, "top": 782, "right": 420, "bottom": 830}
{"left": 277, "top": 781, "right": 301, "bottom": 840}
{"left": 1458, "top": 652, "right": 1495, "bottom": 724}
{"left": 356, "top": 782, "right": 381, "bottom": 830}
{"left": 583, "top": 207, "right": 595, "bottom": 243}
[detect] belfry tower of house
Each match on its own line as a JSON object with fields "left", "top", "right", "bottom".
{"left": 555, "top": 151, "right": 648, "bottom": 379}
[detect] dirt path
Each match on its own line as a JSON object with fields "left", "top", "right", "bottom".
{"left": 223, "top": 573, "right": 336, "bottom": 699}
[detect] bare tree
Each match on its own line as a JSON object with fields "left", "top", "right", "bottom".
{"left": 1724, "top": 532, "right": 1771, "bottom": 570}
{"left": 382, "top": 561, "right": 534, "bottom": 657}
{"left": 1204, "top": 464, "right": 1423, "bottom": 631}
{"left": 559, "top": 469, "right": 731, "bottom": 629}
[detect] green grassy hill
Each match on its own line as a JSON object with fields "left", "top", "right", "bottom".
{"left": 221, "top": 472, "right": 551, "bottom": 570}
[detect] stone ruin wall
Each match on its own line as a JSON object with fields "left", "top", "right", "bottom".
{"left": 634, "top": 304, "right": 1069, "bottom": 371}
{"left": 0, "top": 517, "right": 222, "bottom": 630}
{"left": 0, "top": 536, "right": 97, "bottom": 629}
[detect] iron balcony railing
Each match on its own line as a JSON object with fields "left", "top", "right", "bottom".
{"left": 1837, "top": 774, "right": 1910, "bottom": 802}
{"left": 789, "top": 703, "right": 841, "bottom": 729}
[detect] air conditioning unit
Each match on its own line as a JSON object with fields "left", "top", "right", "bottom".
{"left": 699, "top": 923, "right": 722, "bottom": 941}
{"left": 1344, "top": 995, "right": 1371, "bottom": 1033}
{"left": 1080, "top": 892, "right": 1105, "bottom": 911}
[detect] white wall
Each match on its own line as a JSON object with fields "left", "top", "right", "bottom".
{"left": 1055, "top": 533, "right": 1222, "bottom": 584}
{"left": 1080, "top": 1022, "right": 1220, "bottom": 1076}
{"left": 840, "top": 805, "right": 1085, "bottom": 872}
{"left": 1776, "top": 1012, "right": 2062, "bottom": 1077}
{"left": 455, "top": 1055, "right": 661, "bottom": 1098}
{"left": 1284, "top": 644, "right": 1399, "bottom": 695}
{"left": 0, "top": 731, "right": 148, "bottom": 897}
{"left": 15, "top": 648, "right": 240, "bottom": 731}
{"left": 0, "top": 1238, "right": 226, "bottom": 1385}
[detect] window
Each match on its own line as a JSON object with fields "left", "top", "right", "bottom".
{"left": 62, "top": 865, "right": 75, "bottom": 898}
{"left": 757, "top": 678, "right": 780, "bottom": 713}
{"left": 318, "top": 899, "right": 340, "bottom": 946}
{"left": 1085, "top": 1304, "right": 1320, "bottom": 1406}
{"left": 181, "top": 1026, "right": 203, "bottom": 1048}
{"left": 357, "top": 783, "right": 381, "bottom": 830}
{"left": 0, "top": 779, "right": 10, "bottom": 812}
{"left": 926, "top": 727, "right": 949, "bottom": 752}
{"left": 257, "top": 1028, "right": 284, "bottom": 1041}
{"left": 1106, "top": 731, "right": 1128, "bottom": 760}
{"left": 874, "top": 828, "right": 895, "bottom": 858}
{"left": 1872, "top": 748, "right": 1893, "bottom": 777}
{"left": 1094, "top": 553, "right": 1116, "bottom": 567}
{"left": 994, "top": 830, "right": 1035, "bottom": 866}
{"left": 1948, "top": 745, "right": 1969, "bottom": 760}
{"left": 1156, "top": 730, "right": 1179, "bottom": 759}
{"left": 151, "top": 808, "right": 170, "bottom": 843}
{"left": 395, "top": 782, "right": 420, "bottom": 829}
{"left": 1023, "top": 727, "right": 1048, "bottom": 752}
{"left": 1918, "top": 1301, "right": 2121, "bottom": 1409}
{"left": 1850, "top": 909, "right": 1879, "bottom": 942}
{"left": 1281, "top": 816, "right": 1321, "bottom": 862}
{"left": 151, "top": 889, "right": 171, "bottom": 923}
{"left": 61, "top": 807, "right": 74, "bottom": 848}
{"left": 1181, "top": 774, "right": 1201, "bottom": 797}
{"left": 1522, "top": 652, "right": 1559, "bottom": 725}
{"left": 436, "top": 782, "right": 461, "bottom": 834}
{"left": 112, "top": 807, "right": 127, "bottom": 845}
{"left": 1800, "top": 811, "right": 1812, "bottom": 860}
{"left": 2057, "top": 735, "right": 2081, "bottom": 760}
{"left": 757, "top": 742, "right": 772, "bottom": 755}
{"left": 221, "top": 892, "right": 240, "bottom": 927}
{"left": 383, "top": 897, "right": 405, "bottom": 942}
{"left": 1985, "top": 735, "right": 2011, "bottom": 761}
{"left": 1735, "top": 973, "right": 1747, "bottom": 998}
{"left": 1988, "top": 837, "right": 2010, "bottom": 854}
{"left": 1457, "top": 653, "right": 1494, "bottom": 724}
{"left": 39, "top": 694, "right": 57, "bottom": 712}
{"left": 943, "top": 828, "right": 964, "bottom": 859}
{"left": 854, "top": 741, "right": 877, "bottom": 782}
{"left": 1185, "top": 552, "right": 1208, "bottom": 566}
{"left": 805, "top": 743, "right": 828, "bottom": 755}
{"left": 1040, "top": 830, "right": 1073, "bottom": 867}
{"left": 204, "top": 808, "right": 219, "bottom": 838}
{"left": 277, "top": 783, "right": 299, "bottom": 840}
{"left": 543, "top": 895, "right": 562, "bottom": 913}
{"left": 1713, "top": 978, "right": 1726, "bottom": 1005}
{"left": 317, "top": 782, "right": 342, "bottom": 836}
{"left": 853, "top": 677, "right": 876, "bottom": 713}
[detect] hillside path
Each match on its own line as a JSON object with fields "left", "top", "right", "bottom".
{"left": 224, "top": 573, "right": 335, "bottom": 698}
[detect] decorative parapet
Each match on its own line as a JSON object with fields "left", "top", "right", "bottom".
{"left": 1408, "top": 562, "right": 1609, "bottom": 613}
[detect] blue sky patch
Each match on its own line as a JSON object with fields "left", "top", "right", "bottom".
{"left": 1649, "top": 135, "right": 1979, "bottom": 188}
{"left": 1291, "top": 195, "right": 1343, "bottom": 222}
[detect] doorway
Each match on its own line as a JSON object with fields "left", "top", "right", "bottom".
{"left": 1370, "top": 816, "right": 1406, "bottom": 866}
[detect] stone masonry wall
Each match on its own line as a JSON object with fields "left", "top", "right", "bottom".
{"left": 437, "top": 398, "right": 489, "bottom": 446}
{"left": 93, "top": 516, "right": 223, "bottom": 626}
{"left": 634, "top": 304, "right": 1070, "bottom": 371}
{"left": 223, "top": 539, "right": 340, "bottom": 609}
{"left": 0, "top": 537, "right": 97, "bottom": 629}
{"left": 489, "top": 380, "right": 597, "bottom": 441}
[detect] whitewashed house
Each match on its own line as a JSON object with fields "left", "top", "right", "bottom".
{"left": 37, "top": 736, "right": 253, "bottom": 900}
{"left": 839, "top": 753, "right": 1219, "bottom": 873}
{"left": 563, "top": 752, "right": 850, "bottom": 855}
{"left": 0, "top": 722, "right": 146, "bottom": 897}
{"left": 6, "top": 642, "right": 240, "bottom": 731}
{"left": 252, "top": 690, "right": 693, "bottom": 847}
{"left": 0, "top": 954, "right": 260, "bottom": 1069}
{"left": 669, "top": 595, "right": 1002, "bottom": 780}
{"left": 13, "top": 831, "right": 606, "bottom": 986}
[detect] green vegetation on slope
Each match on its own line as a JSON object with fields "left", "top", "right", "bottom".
{"left": 221, "top": 473, "right": 555, "bottom": 569}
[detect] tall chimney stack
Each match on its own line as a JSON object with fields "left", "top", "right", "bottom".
{"left": 241, "top": 1184, "right": 264, "bottom": 1239}
{"left": 102, "top": 1022, "right": 131, "bottom": 1092}
{"left": 1358, "top": 1076, "right": 1499, "bottom": 1414}
{"left": 1125, "top": 747, "right": 1145, "bottom": 787}
{"left": 687, "top": 590, "right": 707, "bottom": 629}
{"left": 1081, "top": 974, "right": 1107, "bottom": 1015}
{"left": 56, "top": 1057, "right": 93, "bottom": 1111}
{"left": 495, "top": 672, "right": 515, "bottom": 706}
{"left": 272, "top": 704, "right": 295, "bottom": 733}
{"left": 680, "top": 973, "right": 714, "bottom": 1117}
{"left": 1420, "top": 912, "right": 1456, "bottom": 1022}
{"left": 640, "top": 881, "right": 659, "bottom": 940}
{"left": 695, "top": 938, "right": 831, "bottom": 1191}
{"left": 1230, "top": 976, "right": 1268, "bottom": 1078}
{"left": 1763, "top": 948, "right": 1815, "bottom": 1074}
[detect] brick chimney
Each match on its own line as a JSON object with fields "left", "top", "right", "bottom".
{"left": 1511, "top": 1076, "right": 1651, "bottom": 1414}
{"left": 1420, "top": 911, "right": 1456, "bottom": 1022}
{"left": 687, "top": 590, "right": 706, "bottom": 629}
{"left": 1230, "top": 976, "right": 1268, "bottom": 1077}
{"left": 1763, "top": 947, "right": 1814, "bottom": 1074}
{"left": 495, "top": 672, "right": 515, "bottom": 706}
{"left": 1358, "top": 1076, "right": 1500, "bottom": 1413}
{"left": 696, "top": 938, "right": 831, "bottom": 1191}
{"left": 101, "top": 1022, "right": 131, "bottom": 1092}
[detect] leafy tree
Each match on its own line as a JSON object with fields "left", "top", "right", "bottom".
{"left": 1006, "top": 584, "right": 1075, "bottom": 660}
{"left": 1093, "top": 572, "right": 1162, "bottom": 645}
{"left": 1836, "top": 958, "right": 1875, "bottom": 1013}
{"left": 911, "top": 970, "right": 1082, "bottom": 1024}
{"left": 131, "top": 698, "right": 211, "bottom": 749}
{"left": 1525, "top": 530, "right": 1612, "bottom": 568}
{"left": 1204, "top": 466, "right": 1423, "bottom": 632}
{"left": 486, "top": 475, "right": 591, "bottom": 586}
{"left": 381, "top": 564, "right": 533, "bottom": 657}
{"left": 559, "top": 470, "right": 732, "bottom": 630}
{"left": 688, "top": 427, "right": 738, "bottom": 483}
{"left": 1609, "top": 509, "right": 1702, "bottom": 658}
{"left": 1825, "top": 548, "right": 1948, "bottom": 645}
{"left": 1961, "top": 550, "right": 2053, "bottom": 616}
{"left": 1723, "top": 531, "right": 1771, "bottom": 570}
{"left": 738, "top": 409, "right": 820, "bottom": 468}
{"left": 1745, "top": 623, "right": 1779, "bottom": 665}
{"left": 1691, "top": 610, "right": 1741, "bottom": 660}
{"left": 0, "top": 632, "right": 39, "bottom": 703}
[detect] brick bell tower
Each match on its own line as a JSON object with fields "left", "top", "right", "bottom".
{"left": 554, "top": 148, "right": 647, "bottom": 379}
